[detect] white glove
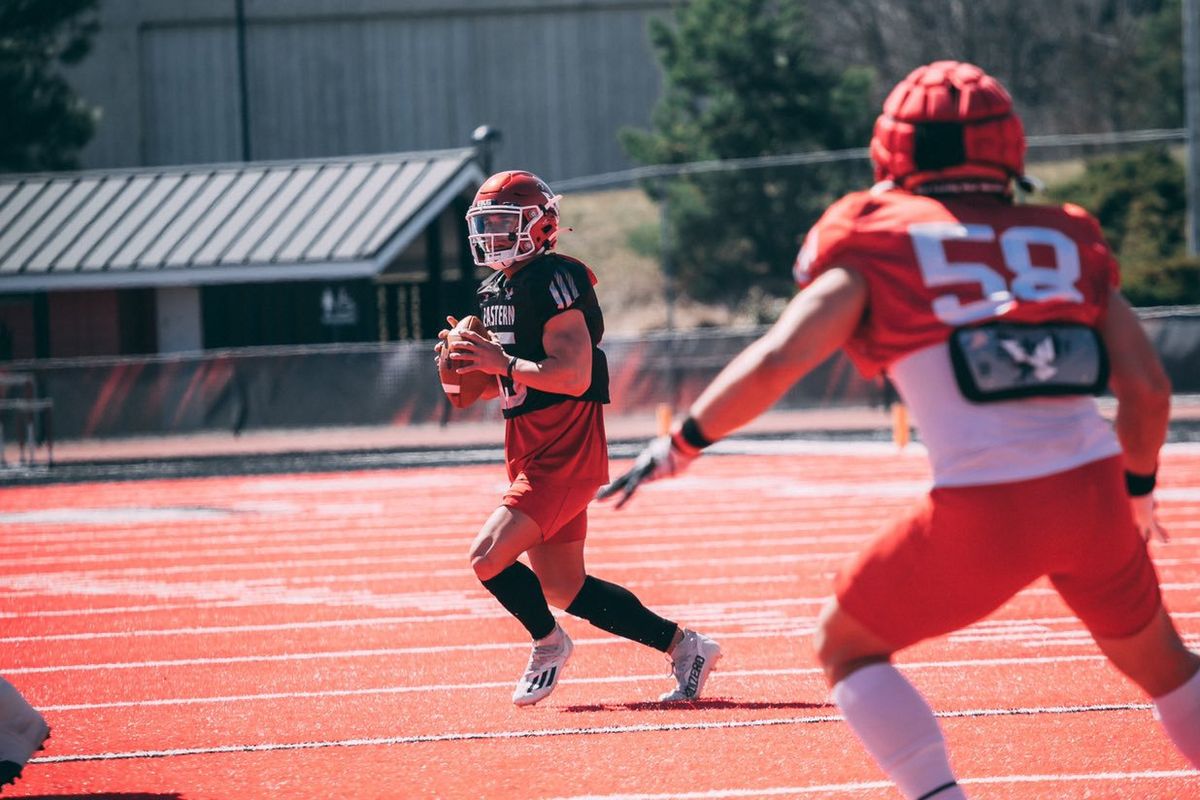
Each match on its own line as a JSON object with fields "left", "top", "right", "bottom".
{"left": 1130, "top": 493, "right": 1168, "bottom": 543}
{"left": 596, "top": 434, "right": 699, "bottom": 509}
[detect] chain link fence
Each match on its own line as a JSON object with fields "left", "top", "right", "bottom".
{"left": 1, "top": 306, "right": 1196, "bottom": 444}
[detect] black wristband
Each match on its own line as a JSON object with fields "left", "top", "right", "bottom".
{"left": 1125, "top": 470, "right": 1157, "bottom": 497}
{"left": 679, "top": 416, "right": 714, "bottom": 450}
{"left": 506, "top": 355, "right": 517, "bottom": 381}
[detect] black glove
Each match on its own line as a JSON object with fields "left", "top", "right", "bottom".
{"left": 596, "top": 434, "right": 700, "bottom": 509}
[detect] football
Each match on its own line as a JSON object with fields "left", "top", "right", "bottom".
{"left": 439, "top": 315, "right": 495, "bottom": 409}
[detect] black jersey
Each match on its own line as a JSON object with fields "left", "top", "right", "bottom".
{"left": 476, "top": 253, "right": 610, "bottom": 419}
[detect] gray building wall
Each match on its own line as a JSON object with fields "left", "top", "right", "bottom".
{"left": 68, "top": 0, "right": 679, "bottom": 182}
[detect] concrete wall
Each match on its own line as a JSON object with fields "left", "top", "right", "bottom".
{"left": 68, "top": 0, "right": 680, "bottom": 181}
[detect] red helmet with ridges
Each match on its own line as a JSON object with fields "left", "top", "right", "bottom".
{"left": 870, "top": 61, "right": 1026, "bottom": 191}
{"left": 465, "top": 170, "right": 561, "bottom": 270}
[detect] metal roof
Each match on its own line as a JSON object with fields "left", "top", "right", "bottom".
{"left": 0, "top": 148, "right": 484, "bottom": 293}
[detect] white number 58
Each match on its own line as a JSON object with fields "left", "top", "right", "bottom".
{"left": 908, "top": 222, "right": 1085, "bottom": 326}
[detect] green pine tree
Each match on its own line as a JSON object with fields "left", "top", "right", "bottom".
{"left": 620, "top": 0, "right": 875, "bottom": 309}
{"left": 0, "top": 0, "right": 101, "bottom": 172}
{"left": 1048, "top": 147, "right": 1199, "bottom": 306}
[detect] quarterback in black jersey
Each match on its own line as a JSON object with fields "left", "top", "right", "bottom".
{"left": 436, "top": 170, "right": 720, "bottom": 707}
{"left": 476, "top": 251, "right": 609, "bottom": 419}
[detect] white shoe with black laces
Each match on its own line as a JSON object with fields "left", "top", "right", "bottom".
{"left": 512, "top": 625, "right": 573, "bottom": 707}
{"left": 659, "top": 629, "right": 721, "bottom": 702}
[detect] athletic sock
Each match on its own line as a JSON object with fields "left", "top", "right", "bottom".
{"left": 565, "top": 575, "right": 678, "bottom": 651}
{"left": 1152, "top": 663, "right": 1200, "bottom": 768}
{"left": 832, "top": 663, "right": 967, "bottom": 800}
{"left": 480, "top": 562, "right": 556, "bottom": 641}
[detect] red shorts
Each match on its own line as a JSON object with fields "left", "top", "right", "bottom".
{"left": 501, "top": 399, "right": 609, "bottom": 543}
{"left": 503, "top": 475, "right": 596, "bottom": 543}
{"left": 836, "top": 455, "right": 1162, "bottom": 648}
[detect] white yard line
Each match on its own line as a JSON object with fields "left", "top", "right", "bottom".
{"left": 548, "top": 768, "right": 1197, "bottom": 799}
{"left": 36, "top": 653, "right": 1116, "bottom": 711}
{"left": 28, "top": 700, "right": 1159, "bottom": 765}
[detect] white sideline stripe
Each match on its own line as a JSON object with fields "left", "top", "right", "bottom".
{"left": 0, "top": 514, "right": 888, "bottom": 552}
{"left": 8, "top": 504, "right": 1200, "bottom": 554}
{"left": 3, "top": 526, "right": 869, "bottom": 570}
{"left": 7, "top": 641, "right": 1106, "bottom": 679}
{"left": 0, "top": 514, "right": 879, "bottom": 552}
{"left": 7, "top": 595, "right": 1200, "bottom": 645}
{"left": 0, "top": 548, "right": 858, "bottom": 582}
{"left": 0, "top": 497, "right": 904, "bottom": 544}
{"left": 3, "top": 630, "right": 758, "bottom": 674}
{"left": 11, "top": 506, "right": 1197, "bottom": 564}
{"left": 0, "top": 529, "right": 874, "bottom": 570}
{"left": 9, "top": 497, "right": 1199, "bottom": 552}
{"left": 0, "top": 480, "right": 910, "bottom": 527}
{"left": 7, "top": 597, "right": 1200, "bottom": 646}
{"left": 0, "top": 600, "right": 268, "bottom": 620}
{"left": 549, "top": 769, "right": 1199, "bottom": 799}
{"left": 0, "top": 635, "right": 1083, "bottom": 675}
{"left": 6, "top": 510, "right": 1198, "bottom": 573}
{"left": 7, "top": 561, "right": 1200, "bottom": 613}
{"left": 27, "top": 701, "right": 1157, "bottom": 765}
{"left": 9, "top": 540, "right": 1187, "bottom": 587}
{"left": 0, "top": 521, "right": 880, "bottom": 560}
{"left": 0, "top": 613, "right": 504, "bottom": 642}
{"left": 0, "top": 595, "right": 828, "bottom": 643}
{"left": 37, "top": 654, "right": 1113, "bottom": 711}
{"left": 0, "top": 575, "right": 804, "bottom": 620}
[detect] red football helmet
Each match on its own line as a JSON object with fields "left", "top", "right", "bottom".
{"left": 870, "top": 61, "right": 1026, "bottom": 192}
{"left": 466, "top": 170, "right": 561, "bottom": 270}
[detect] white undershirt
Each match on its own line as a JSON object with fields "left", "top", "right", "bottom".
{"left": 888, "top": 342, "right": 1122, "bottom": 487}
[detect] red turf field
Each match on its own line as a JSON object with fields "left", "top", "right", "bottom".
{"left": 1, "top": 442, "right": 1198, "bottom": 799}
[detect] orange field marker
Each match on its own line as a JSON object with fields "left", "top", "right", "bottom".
{"left": 892, "top": 402, "right": 910, "bottom": 449}
{"left": 656, "top": 403, "right": 673, "bottom": 436}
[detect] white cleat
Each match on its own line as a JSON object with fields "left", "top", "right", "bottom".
{"left": 0, "top": 678, "right": 50, "bottom": 791}
{"left": 659, "top": 629, "right": 721, "bottom": 702}
{"left": 512, "top": 625, "right": 573, "bottom": 707}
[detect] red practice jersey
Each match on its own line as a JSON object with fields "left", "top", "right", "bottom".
{"left": 795, "top": 188, "right": 1119, "bottom": 377}
{"left": 796, "top": 186, "right": 1123, "bottom": 487}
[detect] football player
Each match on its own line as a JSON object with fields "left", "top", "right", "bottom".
{"left": 437, "top": 170, "right": 720, "bottom": 706}
{"left": 600, "top": 62, "right": 1200, "bottom": 797}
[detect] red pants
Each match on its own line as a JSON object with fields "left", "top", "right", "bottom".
{"left": 836, "top": 456, "right": 1162, "bottom": 648}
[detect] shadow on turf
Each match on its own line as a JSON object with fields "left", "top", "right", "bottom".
{"left": 561, "top": 699, "right": 834, "bottom": 712}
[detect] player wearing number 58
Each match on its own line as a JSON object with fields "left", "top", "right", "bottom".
{"left": 599, "top": 61, "right": 1200, "bottom": 798}
{"left": 435, "top": 170, "right": 720, "bottom": 707}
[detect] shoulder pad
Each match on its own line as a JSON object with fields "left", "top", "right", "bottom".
{"left": 542, "top": 252, "right": 598, "bottom": 286}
